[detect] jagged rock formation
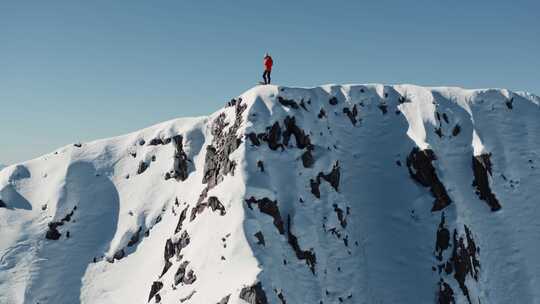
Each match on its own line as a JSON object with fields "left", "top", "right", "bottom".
{"left": 1, "top": 84, "right": 539, "bottom": 304}
{"left": 239, "top": 282, "right": 268, "bottom": 304}
{"left": 472, "top": 154, "right": 502, "bottom": 211}
{"left": 406, "top": 148, "right": 452, "bottom": 211}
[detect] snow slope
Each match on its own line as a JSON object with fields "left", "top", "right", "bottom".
{"left": 1, "top": 84, "right": 539, "bottom": 304}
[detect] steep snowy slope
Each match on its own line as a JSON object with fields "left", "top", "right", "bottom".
{"left": 1, "top": 84, "right": 539, "bottom": 304}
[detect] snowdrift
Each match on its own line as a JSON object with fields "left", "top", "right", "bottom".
{"left": 1, "top": 84, "right": 539, "bottom": 304}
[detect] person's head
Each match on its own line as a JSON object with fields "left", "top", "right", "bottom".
{"left": 264, "top": 52, "right": 270, "bottom": 58}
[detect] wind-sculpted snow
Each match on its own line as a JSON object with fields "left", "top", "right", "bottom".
{"left": 1, "top": 84, "right": 539, "bottom": 304}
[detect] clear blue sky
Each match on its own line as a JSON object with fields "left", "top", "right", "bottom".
{"left": 1, "top": 1, "right": 539, "bottom": 165}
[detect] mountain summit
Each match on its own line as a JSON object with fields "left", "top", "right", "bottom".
{"left": 1, "top": 84, "right": 539, "bottom": 304}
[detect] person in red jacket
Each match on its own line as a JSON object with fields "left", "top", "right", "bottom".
{"left": 262, "top": 53, "right": 273, "bottom": 84}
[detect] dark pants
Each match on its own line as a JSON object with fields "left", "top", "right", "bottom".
{"left": 263, "top": 70, "right": 271, "bottom": 84}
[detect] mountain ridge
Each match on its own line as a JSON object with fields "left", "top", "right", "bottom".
{"left": 1, "top": 83, "right": 539, "bottom": 304}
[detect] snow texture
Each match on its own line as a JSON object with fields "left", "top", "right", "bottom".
{"left": 1, "top": 84, "right": 539, "bottom": 304}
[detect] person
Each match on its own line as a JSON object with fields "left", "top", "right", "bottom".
{"left": 262, "top": 53, "right": 273, "bottom": 84}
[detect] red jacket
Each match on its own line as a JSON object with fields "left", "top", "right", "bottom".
{"left": 264, "top": 56, "right": 273, "bottom": 71}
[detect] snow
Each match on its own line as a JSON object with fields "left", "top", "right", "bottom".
{"left": 0, "top": 84, "right": 539, "bottom": 304}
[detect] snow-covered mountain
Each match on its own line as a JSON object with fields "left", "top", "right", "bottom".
{"left": 1, "top": 84, "right": 539, "bottom": 304}
{"left": 0, "top": 164, "right": 6, "bottom": 171}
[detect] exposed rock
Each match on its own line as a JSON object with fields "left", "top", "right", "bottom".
{"left": 60, "top": 206, "right": 76, "bottom": 222}
{"left": 239, "top": 282, "right": 268, "bottom": 304}
{"left": 208, "top": 196, "right": 226, "bottom": 215}
{"left": 505, "top": 97, "right": 514, "bottom": 110}
{"left": 202, "top": 146, "right": 219, "bottom": 187}
{"left": 448, "top": 226, "right": 480, "bottom": 304}
{"left": 202, "top": 100, "right": 247, "bottom": 191}
{"left": 276, "top": 290, "right": 287, "bottom": 304}
{"left": 195, "top": 187, "right": 210, "bottom": 208}
{"left": 283, "top": 116, "right": 311, "bottom": 149}
{"left": 247, "top": 133, "right": 261, "bottom": 146}
{"left": 378, "top": 103, "right": 388, "bottom": 114}
{"left": 257, "top": 160, "right": 265, "bottom": 172}
{"left": 45, "top": 207, "right": 77, "bottom": 240}
{"left": 175, "top": 206, "right": 189, "bottom": 234}
{"left": 464, "top": 226, "right": 480, "bottom": 280}
{"left": 278, "top": 96, "right": 299, "bottom": 109}
{"left": 301, "top": 150, "right": 315, "bottom": 168}
{"left": 435, "top": 127, "right": 443, "bottom": 138}
{"left": 452, "top": 124, "right": 461, "bottom": 136}
{"left": 343, "top": 105, "right": 358, "bottom": 125}
{"left": 287, "top": 215, "right": 316, "bottom": 274}
{"left": 333, "top": 204, "right": 347, "bottom": 228}
{"left": 310, "top": 178, "right": 321, "bottom": 199}
{"left": 318, "top": 161, "right": 340, "bottom": 192}
{"left": 254, "top": 231, "right": 266, "bottom": 246}
{"left": 190, "top": 196, "right": 226, "bottom": 221}
{"left": 174, "top": 261, "right": 197, "bottom": 285}
{"left": 45, "top": 222, "right": 61, "bottom": 240}
{"left": 179, "top": 290, "right": 196, "bottom": 303}
{"left": 127, "top": 226, "right": 142, "bottom": 247}
{"left": 472, "top": 154, "right": 502, "bottom": 211}
{"left": 399, "top": 95, "right": 411, "bottom": 103}
{"left": 442, "top": 113, "right": 449, "bottom": 124}
{"left": 137, "top": 161, "right": 149, "bottom": 175}
{"left": 437, "top": 280, "right": 455, "bottom": 304}
{"left": 435, "top": 213, "right": 450, "bottom": 261}
{"left": 161, "top": 238, "right": 175, "bottom": 276}
{"left": 148, "top": 281, "right": 163, "bottom": 302}
{"left": 245, "top": 197, "right": 285, "bottom": 234}
{"left": 113, "top": 249, "right": 125, "bottom": 260}
{"left": 267, "top": 122, "right": 283, "bottom": 150}
{"left": 148, "top": 137, "right": 170, "bottom": 146}
{"left": 226, "top": 98, "right": 239, "bottom": 107}
{"left": 162, "top": 231, "right": 191, "bottom": 276}
{"left": 318, "top": 108, "right": 326, "bottom": 119}
{"left": 406, "top": 148, "right": 451, "bottom": 211}
{"left": 183, "top": 269, "right": 197, "bottom": 284}
{"left": 329, "top": 96, "right": 338, "bottom": 105}
{"left": 171, "top": 135, "right": 189, "bottom": 181}
{"left": 148, "top": 138, "right": 161, "bottom": 146}
{"left": 176, "top": 231, "right": 191, "bottom": 256}
{"left": 217, "top": 294, "right": 231, "bottom": 304}
{"left": 299, "top": 100, "right": 308, "bottom": 111}
{"left": 0, "top": 199, "right": 6, "bottom": 208}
